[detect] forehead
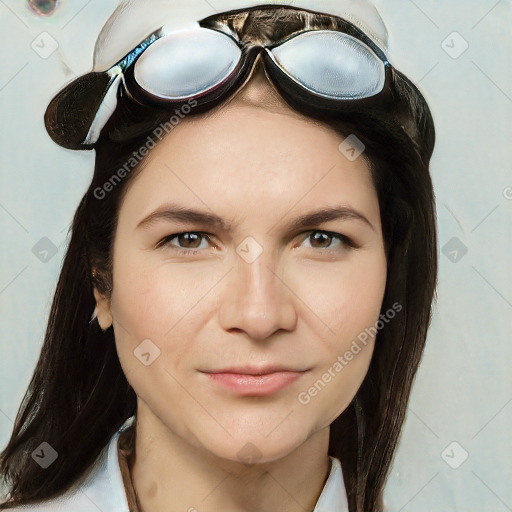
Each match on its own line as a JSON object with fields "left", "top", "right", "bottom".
{"left": 118, "top": 102, "right": 378, "bottom": 227}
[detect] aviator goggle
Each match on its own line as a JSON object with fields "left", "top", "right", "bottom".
{"left": 45, "top": 9, "right": 394, "bottom": 149}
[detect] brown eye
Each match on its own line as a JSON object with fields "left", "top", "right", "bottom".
{"left": 175, "top": 232, "right": 203, "bottom": 249}
{"left": 157, "top": 232, "right": 212, "bottom": 253}
{"left": 301, "top": 230, "right": 355, "bottom": 250}
{"left": 309, "top": 232, "right": 333, "bottom": 248}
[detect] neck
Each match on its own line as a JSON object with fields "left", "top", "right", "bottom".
{"left": 130, "top": 401, "right": 331, "bottom": 512}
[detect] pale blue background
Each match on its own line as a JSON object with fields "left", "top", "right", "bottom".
{"left": 1, "top": 1, "right": 511, "bottom": 511}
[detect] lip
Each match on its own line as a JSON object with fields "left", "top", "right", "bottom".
{"left": 201, "top": 366, "right": 308, "bottom": 396}
{"left": 204, "top": 365, "right": 308, "bottom": 375}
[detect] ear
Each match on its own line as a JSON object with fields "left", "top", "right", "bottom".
{"left": 93, "top": 286, "right": 113, "bottom": 331}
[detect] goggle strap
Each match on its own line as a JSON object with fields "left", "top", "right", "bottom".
{"left": 84, "top": 72, "right": 123, "bottom": 145}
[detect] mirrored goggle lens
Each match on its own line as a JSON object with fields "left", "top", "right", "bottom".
{"left": 132, "top": 28, "right": 386, "bottom": 102}
{"left": 133, "top": 28, "right": 242, "bottom": 99}
{"left": 268, "top": 30, "right": 386, "bottom": 100}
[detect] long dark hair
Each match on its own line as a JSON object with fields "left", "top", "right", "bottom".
{"left": 0, "top": 7, "right": 437, "bottom": 512}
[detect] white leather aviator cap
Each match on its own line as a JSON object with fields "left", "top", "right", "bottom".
{"left": 44, "top": 0, "right": 432, "bottom": 151}
{"left": 93, "top": 0, "right": 389, "bottom": 71}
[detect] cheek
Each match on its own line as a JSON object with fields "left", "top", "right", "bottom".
{"left": 111, "top": 264, "right": 166, "bottom": 338}
{"left": 289, "top": 251, "right": 386, "bottom": 422}
{"left": 108, "top": 262, "right": 201, "bottom": 406}
{"left": 109, "top": 258, "right": 222, "bottom": 367}
{"left": 289, "top": 251, "right": 387, "bottom": 346}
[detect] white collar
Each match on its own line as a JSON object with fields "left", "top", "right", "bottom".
{"left": 313, "top": 455, "right": 350, "bottom": 512}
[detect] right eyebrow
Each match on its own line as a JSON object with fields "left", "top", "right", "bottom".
{"left": 136, "top": 204, "right": 231, "bottom": 231}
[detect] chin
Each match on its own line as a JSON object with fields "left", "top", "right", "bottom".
{"left": 194, "top": 422, "right": 312, "bottom": 466}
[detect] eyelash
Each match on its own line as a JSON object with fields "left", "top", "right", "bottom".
{"left": 156, "top": 230, "right": 357, "bottom": 255}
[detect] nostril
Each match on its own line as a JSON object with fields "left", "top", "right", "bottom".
{"left": 28, "top": 0, "right": 59, "bottom": 16}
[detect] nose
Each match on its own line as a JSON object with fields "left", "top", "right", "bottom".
{"left": 217, "top": 249, "right": 297, "bottom": 341}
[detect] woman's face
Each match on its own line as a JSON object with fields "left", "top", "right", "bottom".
{"left": 95, "top": 76, "right": 387, "bottom": 464}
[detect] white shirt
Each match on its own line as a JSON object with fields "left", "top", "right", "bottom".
{"left": 8, "top": 416, "right": 349, "bottom": 511}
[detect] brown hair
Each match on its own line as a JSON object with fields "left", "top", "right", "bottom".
{"left": 0, "top": 6, "right": 437, "bottom": 511}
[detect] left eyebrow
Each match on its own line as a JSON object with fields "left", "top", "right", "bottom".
{"left": 136, "top": 203, "right": 375, "bottom": 233}
{"left": 283, "top": 205, "right": 376, "bottom": 233}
